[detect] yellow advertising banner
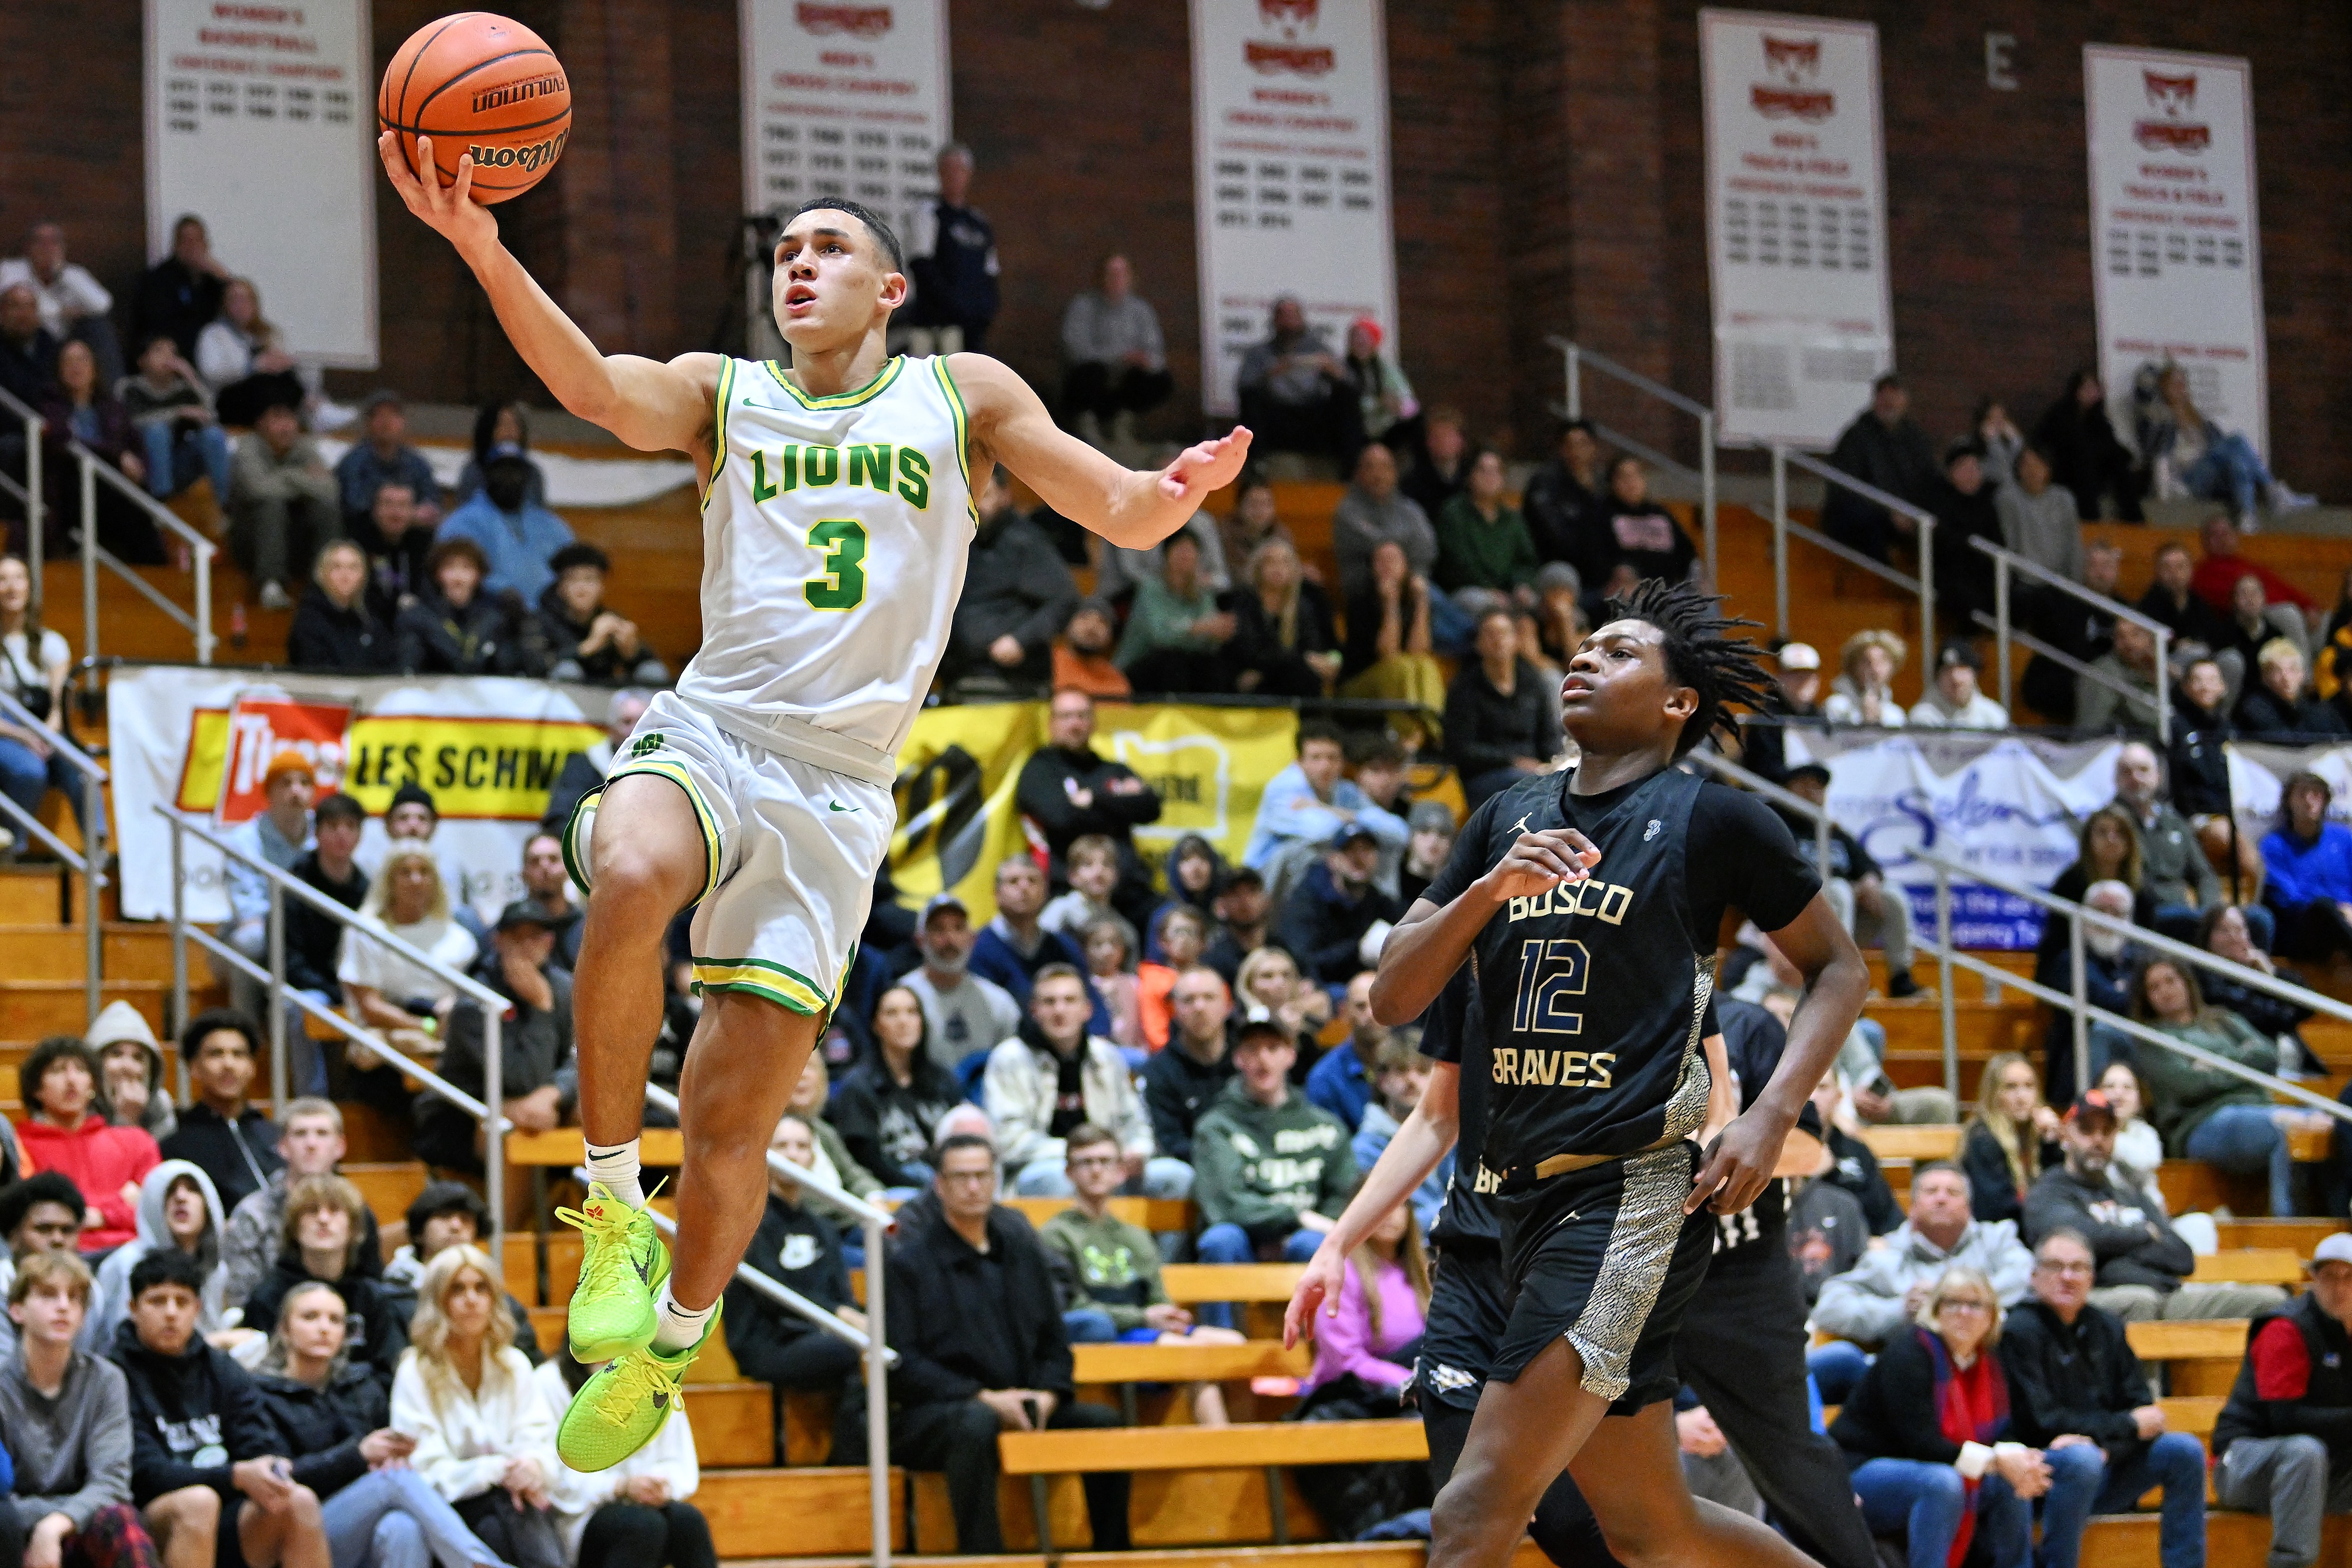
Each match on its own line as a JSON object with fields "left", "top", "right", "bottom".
{"left": 173, "top": 708, "right": 605, "bottom": 822}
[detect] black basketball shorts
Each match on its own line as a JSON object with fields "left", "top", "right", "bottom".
{"left": 1489, "top": 1139, "right": 1715, "bottom": 1411}
{"left": 1416, "top": 1238, "right": 1509, "bottom": 1415}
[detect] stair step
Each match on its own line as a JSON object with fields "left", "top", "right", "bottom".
{"left": 0, "top": 982, "right": 183, "bottom": 1039}
{"left": 694, "top": 1468, "right": 904, "bottom": 1559}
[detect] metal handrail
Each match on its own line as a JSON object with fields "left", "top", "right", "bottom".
{"left": 1551, "top": 337, "right": 1719, "bottom": 585}
{"left": 158, "top": 807, "right": 508, "bottom": 1257}
{"left": 1772, "top": 445, "right": 1938, "bottom": 671}
{"left": 74, "top": 447, "right": 218, "bottom": 667}
{"left": 1972, "top": 538, "right": 2170, "bottom": 742}
{"left": 0, "top": 688, "right": 108, "bottom": 1021}
{"left": 0, "top": 385, "right": 44, "bottom": 613}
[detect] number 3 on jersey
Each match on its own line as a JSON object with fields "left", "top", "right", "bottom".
{"left": 1511, "top": 938, "right": 1590, "bottom": 1035}
{"left": 804, "top": 519, "right": 868, "bottom": 610}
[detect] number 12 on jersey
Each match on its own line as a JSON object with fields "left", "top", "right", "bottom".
{"left": 1511, "top": 938, "right": 1590, "bottom": 1035}
{"left": 804, "top": 519, "right": 868, "bottom": 611}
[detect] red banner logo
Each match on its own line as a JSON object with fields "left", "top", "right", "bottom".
{"left": 1258, "top": 0, "right": 1318, "bottom": 28}
{"left": 1753, "top": 32, "right": 1832, "bottom": 120}
{"left": 1245, "top": 38, "right": 1334, "bottom": 75}
{"left": 212, "top": 694, "right": 350, "bottom": 828}
{"left": 796, "top": 3, "right": 891, "bottom": 37}
{"left": 2133, "top": 69, "right": 2209, "bottom": 152}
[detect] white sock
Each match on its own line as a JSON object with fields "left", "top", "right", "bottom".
{"left": 584, "top": 1139, "right": 644, "bottom": 1209}
{"left": 650, "top": 1283, "right": 714, "bottom": 1353}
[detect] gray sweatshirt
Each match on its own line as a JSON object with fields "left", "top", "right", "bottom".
{"left": 0, "top": 1348, "right": 135, "bottom": 1529}
{"left": 1810, "top": 1216, "right": 2034, "bottom": 1347}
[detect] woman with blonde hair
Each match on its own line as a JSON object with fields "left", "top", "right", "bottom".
{"left": 337, "top": 841, "right": 476, "bottom": 1072}
{"left": 1233, "top": 536, "right": 1342, "bottom": 699}
{"left": 1823, "top": 628, "right": 1907, "bottom": 727}
{"left": 392, "top": 1244, "right": 564, "bottom": 1567}
{"left": 1235, "top": 945, "right": 1329, "bottom": 1072}
{"left": 1959, "top": 1054, "right": 2060, "bottom": 1226}
{"left": 1830, "top": 1266, "right": 2050, "bottom": 1568}
{"left": 195, "top": 276, "right": 308, "bottom": 426}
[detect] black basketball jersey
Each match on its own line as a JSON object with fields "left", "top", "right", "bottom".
{"left": 1419, "top": 966, "right": 1495, "bottom": 1248}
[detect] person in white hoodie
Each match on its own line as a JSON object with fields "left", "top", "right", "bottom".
{"left": 88, "top": 1000, "right": 177, "bottom": 1146}
{"left": 533, "top": 1346, "right": 709, "bottom": 1568}
{"left": 84, "top": 1159, "right": 246, "bottom": 1358}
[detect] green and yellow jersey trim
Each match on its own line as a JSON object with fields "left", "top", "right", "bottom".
{"left": 602, "top": 757, "right": 723, "bottom": 901}
{"left": 929, "top": 356, "right": 978, "bottom": 528}
{"left": 764, "top": 355, "right": 905, "bottom": 410}
{"left": 690, "top": 954, "right": 837, "bottom": 1016}
{"left": 701, "top": 357, "right": 739, "bottom": 513}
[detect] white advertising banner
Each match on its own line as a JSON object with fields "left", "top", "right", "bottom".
{"left": 1699, "top": 9, "right": 1892, "bottom": 449}
{"left": 739, "top": 0, "right": 950, "bottom": 244}
{"left": 2084, "top": 46, "right": 2267, "bottom": 460}
{"left": 145, "top": 0, "right": 377, "bottom": 366}
{"left": 1190, "top": 0, "right": 1397, "bottom": 417}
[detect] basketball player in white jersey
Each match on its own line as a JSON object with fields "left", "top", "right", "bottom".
{"left": 379, "top": 132, "right": 1251, "bottom": 1467}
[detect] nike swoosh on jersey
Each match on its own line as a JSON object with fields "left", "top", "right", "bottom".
{"left": 828, "top": 801, "right": 861, "bottom": 813}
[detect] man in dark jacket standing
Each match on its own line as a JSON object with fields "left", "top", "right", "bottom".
{"left": 116, "top": 1251, "right": 330, "bottom": 1568}
{"left": 906, "top": 145, "right": 999, "bottom": 353}
{"left": 1015, "top": 688, "right": 1162, "bottom": 922}
{"left": 2002, "top": 1228, "right": 2207, "bottom": 1568}
{"left": 413, "top": 901, "right": 576, "bottom": 1174}
{"left": 1274, "top": 825, "right": 1402, "bottom": 986}
{"left": 883, "top": 1134, "right": 1128, "bottom": 1554}
{"left": 2214, "top": 1234, "right": 2352, "bottom": 1568}
{"left": 948, "top": 469, "right": 1078, "bottom": 693}
{"left": 1822, "top": 375, "right": 1941, "bottom": 565}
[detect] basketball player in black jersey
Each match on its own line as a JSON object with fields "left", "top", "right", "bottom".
{"left": 1297, "top": 580, "right": 1870, "bottom": 1568}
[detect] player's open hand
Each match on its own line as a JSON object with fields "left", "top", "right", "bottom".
{"left": 1476, "top": 828, "right": 1601, "bottom": 904}
{"left": 1685, "top": 1107, "right": 1785, "bottom": 1216}
{"left": 378, "top": 132, "right": 497, "bottom": 256}
{"left": 1158, "top": 426, "right": 1255, "bottom": 503}
{"left": 1282, "top": 1245, "right": 1349, "bottom": 1349}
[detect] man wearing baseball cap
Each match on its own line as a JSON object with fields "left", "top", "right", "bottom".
{"left": 2213, "top": 1232, "right": 2352, "bottom": 1566}
{"left": 904, "top": 892, "right": 1022, "bottom": 1072}
{"left": 1909, "top": 641, "right": 2010, "bottom": 730}
{"left": 1740, "top": 641, "right": 1824, "bottom": 784}
{"left": 1274, "top": 821, "right": 1404, "bottom": 985}
{"left": 412, "top": 898, "right": 577, "bottom": 1176}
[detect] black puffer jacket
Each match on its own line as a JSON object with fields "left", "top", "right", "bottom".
{"left": 395, "top": 591, "right": 512, "bottom": 675}
{"left": 287, "top": 586, "right": 396, "bottom": 672}
{"left": 252, "top": 1360, "right": 390, "bottom": 1498}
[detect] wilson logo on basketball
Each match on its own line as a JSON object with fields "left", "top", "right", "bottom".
{"left": 1751, "top": 33, "right": 1833, "bottom": 122}
{"left": 471, "top": 73, "right": 566, "bottom": 116}
{"left": 797, "top": 2, "right": 892, "bottom": 36}
{"left": 2134, "top": 70, "right": 2211, "bottom": 153}
{"left": 469, "top": 131, "right": 569, "bottom": 173}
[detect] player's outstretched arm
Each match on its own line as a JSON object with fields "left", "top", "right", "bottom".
{"left": 378, "top": 134, "right": 717, "bottom": 457}
{"left": 1283, "top": 1064, "right": 1460, "bottom": 1349}
{"left": 950, "top": 355, "right": 1251, "bottom": 549}
{"left": 1366, "top": 828, "right": 1599, "bottom": 1026}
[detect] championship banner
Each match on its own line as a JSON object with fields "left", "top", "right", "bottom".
{"left": 2084, "top": 45, "right": 2267, "bottom": 460}
{"left": 739, "top": 0, "right": 951, "bottom": 245}
{"left": 145, "top": 0, "right": 378, "bottom": 366}
{"left": 1699, "top": 9, "right": 1893, "bottom": 449}
{"left": 1189, "top": 0, "right": 1398, "bottom": 417}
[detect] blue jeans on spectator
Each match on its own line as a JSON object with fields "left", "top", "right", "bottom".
{"left": 1850, "top": 1457, "right": 2030, "bottom": 1568}
{"left": 1194, "top": 1223, "right": 1321, "bottom": 1330}
{"left": 2186, "top": 1101, "right": 2298, "bottom": 1216}
{"left": 1806, "top": 1340, "right": 1870, "bottom": 1405}
{"left": 322, "top": 1465, "right": 507, "bottom": 1568}
{"left": 1011, "top": 1156, "right": 1193, "bottom": 1201}
{"left": 137, "top": 420, "right": 233, "bottom": 504}
{"left": 2037, "top": 1430, "right": 2206, "bottom": 1568}
{"left": 2181, "top": 434, "right": 2276, "bottom": 519}
{"left": 0, "top": 735, "right": 85, "bottom": 837}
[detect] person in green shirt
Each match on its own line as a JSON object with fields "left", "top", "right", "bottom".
{"left": 1432, "top": 448, "right": 1538, "bottom": 609}
{"left": 1115, "top": 533, "right": 1237, "bottom": 695}
{"left": 1039, "top": 1123, "right": 1242, "bottom": 1423}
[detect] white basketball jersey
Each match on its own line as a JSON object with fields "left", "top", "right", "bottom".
{"left": 675, "top": 355, "right": 977, "bottom": 785}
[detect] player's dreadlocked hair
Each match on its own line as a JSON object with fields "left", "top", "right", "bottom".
{"left": 1601, "top": 577, "right": 1778, "bottom": 759}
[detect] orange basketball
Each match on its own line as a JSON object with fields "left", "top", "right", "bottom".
{"left": 378, "top": 13, "right": 570, "bottom": 205}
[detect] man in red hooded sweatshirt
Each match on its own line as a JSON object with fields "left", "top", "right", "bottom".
{"left": 15, "top": 1038, "right": 159, "bottom": 1252}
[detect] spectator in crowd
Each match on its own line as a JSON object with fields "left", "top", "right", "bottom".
{"left": 2001, "top": 1227, "right": 2208, "bottom": 1568}
{"left": 159, "top": 1014, "right": 283, "bottom": 1215}
{"left": 904, "top": 894, "right": 1023, "bottom": 1074}
{"left": 1235, "top": 945, "right": 1331, "bottom": 1068}
{"left": 389, "top": 1245, "right": 564, "bottom": 1564}
{"left": 2020, "top": 540, "right": 2123, "bottom": 726}
{"left": 2109, "top": 740, "right": 2243, "bottom": 947}
{"left": 1995, "top": 442, "right": 2084, "bottom": 583}
{"left": 1117, "top": 532, "right": 1234, "bottom": 694}
{"left": 1400, "top": 407, "right": 1469, "bottom": 521}
{"left": 1780, "top": 764, "right": 1920, "bottom": 998}
{"left": 221, "top": 1100, "right": 378, "bottom": 1313}
{"left": 1014, "top": 687, "right": 1161, "bottom": 915}
{"left": 1810, "top": 1164, "right": 2034, "bottom": 1399}
{"left": 1822, "top": 627, "right": 1906, "bottom": 727}
{"left": 2261, "top": 770, "right": 2352, "bottom": 965}
{"left": 132, "top": 215, "right": 229, "bottom": 359}
{"left": 512, "top": 830, "right": 584, "bottom": 971}
{"left": 1335, "top": 317, "right": 1414, "bottom": 453}
{"left": 336, "top": 842, "right": 476, "bottom": 1098}
{"left": 1232, "top": 537, "right": 1343, "bottom": 698}
{"left": 2138, "top": 540, "right": 2231, "bottom": 662}
{"left": 1829, "top": 1264, "right": 2052, "bottom": 1568}
{"left": 0, "top": 1174, "right": 89, "bottom": 1286}
{"left": 1962, "top": 1052, "right": 2060, "bottom": 1228}
{"left": 1909, "top": 641, "right": 2009, "bottom": 729}
{"left": 2077, "top": 617, "right": 2166, "bottom": 737}
{"left": 286, "top": 540, "right": 395, "bottom": 671}
{"left": 0, "top": 283, "right": 59, "bottom": 419}
{"left": 238, "top": 1175, "right": 406, "bottom": 1385}
{"left": 2211, "top": 1233, "right": 2352, "bottom": 1568}
{"left": 42, "top": 340, "right": 165, "bottom": 563}
{"left": 1823, "top": 375, "right": 1943, "bottom": 564}
{"left": 1332, "top": 444, "right": 1438, "bottom": 606}
{"left": 90, "top": 1002, "right": 176, "bottom": 1149}
{"left": 2218, "top": 573, "right": 2310, "bottom": 688}
{"left": 1051, "top": 598, "right": 1129, "bottom": 698}
{"left": 349, "top": 479, "right": 435, "bottom": 623}
{"left": 1305, "top": 972, "right": 1388, "bottom": 1133}
{"left": 1522, "top": 419, "right": 1608, "bottom": 580}
{"left": 2239, "top": 639, "right": 2346, "bottom": 740}
{"left": 1595, "top": 455, "right": 1698, "bottom": 586}
{"left": 2170, "top": 657, "right": 2236, "bottom": 819}
{"left": 1738, "top": 641, "right": 1822, "bottom": 785}
{"left": 197, "top": 278, "right": 308, "bottom": 429}
{"left": 883, "top": 1134, "right": 1130, "bottom": 1553}
{"left": 453, "top": 400, "right": 547, "bottom": 509}
{"left": 2146, "top": 364, "right": 2312, "bottom": 518}
{"left": 1338, "top": 538, "right": 1448, "bottom": 726}
{"left": 1, "top": 223, "right": 118, "bottom": 382}
{"left": 1276, "top": 825, "right": 1402, "bottom": 988}
{"left": 1121, "top": 905, "right": 1187, "bottom": 1051}
{"left": 542, "top": 686, "right": 650, "bottom": 839}
{"left": 1930, "top": 438, "right": 2004, "bottom": 630}
{"left": 1432, "top": 448, "right": 1537, "bottom": 611}
{"left": 211, "top": 750, "right": 314, "bottom": 1026}
{"left": 116, "top": 1249, "right": 331, "bottom": 1568}
{"left": 1235, "top": 296, "right": 1354, "bottom": 462}
{"left": 1141, "top": 966, "right": 1235, "bottom": 1165}
{"left": 1191, "top": 1013, "right": 1354, "bottom": 1321}
{"left": 781, "top": 1056, "right": 888, "bottom": 1233}
{"left": 832, "top": 986, "right": 961, "bottom": 1189}
{"left": 906, "top": 143, "right": 999, "bottom": 354}
{"left": 1446, "top": 606, "right": 1565, "bottom": 808}
{"left": 435, "top": 444, "right": 572, "bottom": 609}
{"left": 1243, "top": 720, "right": 1408, "bottom": 904}
{"left": 1156, "top": 834, "right": 1227, "bottom": 927}
{"left": 85, "top": 1162, "right": 232, "bottom": 1359}
{"left": 1397, "top": 800, "right": 1454, "bottom": 907}
{"left": 2316, "top": 567, "right": 2352, "bottom": 729}
{"left": 0, "top": 1251, "right": 159, "bottom": 1567}
{"left": 414, "top": 901, "right": 576, "bottom": 1180}
{"left": 973, "top": 858, "right": 1105, "bottom": 1023}
{"left": 333, "top": 391, "right": 440, "bottom": 534}
{"left": 1203, "top": 865, "right": 1272, "bottom": 986}
{"left": 377, "top": 1182, "right": 530, "bottom": 1367}
{"left": 0, "top": 553, "right": 78, "bottom": 834}
{"left": 1217, "top": 474, "right": 1291, "bottom": 583}
{"left": 16, "top": 1036, "right": 159, "bottom": 1254}
{"left": 517, "top": 541, "right": 667, "bottom": 685}
{"left": 722, "top": 1113, "right": 865, "bottom": 1426}
{"left": 1058, "top": 254, "right": 1170, "bottom": 446}
{"left": 228, "top": 400, "right": 338, "bottom": 611}
{"left": 2130, "top": 955, "right": 2323, "bottom": 1218}
{"left": 396, "top": 537, "right": 511, "bottom": 677}
{"left": 1351, "top": 1038, "right": 1451, "bottom": 1234}
{"left": 536, "top": 1343, "right": 712, "bottom": 1568}
{"left": 1094, "top": 508, "right": 1230, "bottom": 605}
{"left": 983, "top": 965, "right": 1177, "bottom": 1199}
{"left": 950, "top": 467, "right": 1077, "bottom": 693}
{"left": 252, "top": 1279, "right": 507, "bottom": 1568}
{"left": 2034, "top": 371, "right": 2140, "bottom": 522}
{"left": 2200, "top": 905, "right": 2317, "bottom": 1076}
{"left": 2193, "top": 514, "right": 2314, "bottom": 618}
{"left": 2035, "top": 880, "right": 2139, "bottom": 1107}
{"left": 2026, "top": 1092, "right": 2282, "bottom": 1323}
